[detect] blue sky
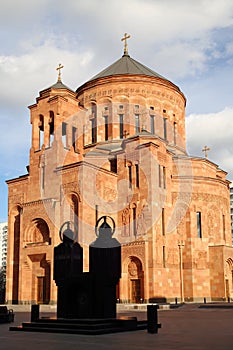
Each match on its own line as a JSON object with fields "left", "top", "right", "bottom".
{"left": 1, "top": 0, "right": 233, "bottom": 222}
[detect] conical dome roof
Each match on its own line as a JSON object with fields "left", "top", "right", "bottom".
{"left": 50, "top": 80, "right": 73, "bottom": 91}
{"left": 88, "top": 54, "right": 168, "bottom": 82}
{"left": 76, "top": 53, "right": 180, "bottom": 93}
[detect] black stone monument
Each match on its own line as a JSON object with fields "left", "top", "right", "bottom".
{"left": 89, "top": 216, "right": 121, "bottom": 318}
{"left": 10, "top": 217, "right": 158, "bottom": 334}
{"left": 53, "top": 216, "right": 121, "bottom": 319}
{"left": 53, "top": 222, "right": 84, "bottom": 318}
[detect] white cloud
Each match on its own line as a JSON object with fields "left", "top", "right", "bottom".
{"left": 1, "top": 0, "right": 233, "bottom": 220}
{"left": 0, "top": 39, "right": 94, "bottom": 109}
{"left": 186, "top": 108, "right": 233, "bottom": 179}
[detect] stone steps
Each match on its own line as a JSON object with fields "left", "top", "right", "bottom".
{"left": 10, "top": 316, "right": 148, "bottom": 335}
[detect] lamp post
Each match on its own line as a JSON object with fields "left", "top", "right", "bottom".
{"left": 178, "top": 240, "right": 185, "bottom": 303}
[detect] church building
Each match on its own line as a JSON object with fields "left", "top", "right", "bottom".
{"left": 6, "top": 36, "right": 233, "bottom": 304}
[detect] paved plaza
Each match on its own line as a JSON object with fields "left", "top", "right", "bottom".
{"left": 0, "top": 304, "right": 233, "bottom": 350}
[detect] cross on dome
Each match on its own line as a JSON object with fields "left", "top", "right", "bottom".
{"left": 121, "top": 33, "right": 131, "bottom": 56}
{"left": 202, "top": 145, "right": 210, "bottom": 158}
{"left": 56, "top": 63, "right": 64, "bottom": 82}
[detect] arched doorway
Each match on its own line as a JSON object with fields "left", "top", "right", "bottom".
{"left": 128, "top": 256, "right": 144, "bottom": 303}
{"left": 26, "top": 219, "right": 51, "bottom": 304}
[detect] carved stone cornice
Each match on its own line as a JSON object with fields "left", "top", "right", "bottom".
{"left": 22, "top": 198, "right": 55, "bottom": 207}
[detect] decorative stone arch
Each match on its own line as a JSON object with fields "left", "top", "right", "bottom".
{"left": 60, "top": 192, "right": 80, "bottom": 241}
{"left": 122, "top": 255, "right": 144, "bottom": 303}
{"left": 9, "top": 204, "right": 22, "bottom": 303}
{"left": 129, "top": 95, "right": 146, "bottom": 106}
{"left": 25, "top": 218, "right": 50, "bottom": 244}
{"left": 114, "top": 96, "right": 129, "bottom": 104}
{"left": 98, "top": 97, "right": 112, "bottom": 105}
{"left": 68, "top": 192, "right": 80, "bottom": 236}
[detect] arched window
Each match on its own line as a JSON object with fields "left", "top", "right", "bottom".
{"left": 27, "top": 218, "right": 50, "bottom": 244}
{"left": 91, "top": 103, "right": 97, "bottom": 143}
{"left": 150, "top": 106, "right": 155, "bottom": 134}
{"left": 70, "top": 194, "right": 79, "bottom": 240}
{"left": 39, "top": 115, "right": 44, "bottom": 149}
{"left": 49, "top": 111, "right": 54, "bottom": 146}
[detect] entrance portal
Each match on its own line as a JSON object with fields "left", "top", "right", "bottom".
{"left": 131, "top": 279, "right": 141, "bottom": 303}
{"left": 37, "top": 276, "right": 45, "bottom": 304}
{"left": 128, "top": 256, "right": 144, "bottom": 303}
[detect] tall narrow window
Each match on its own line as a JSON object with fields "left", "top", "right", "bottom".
{"left": 163, "top": 117, "right": 167, "bottom": 140}
{"left": 163, "top": 166, "right": 166, "bottom": 189}
{"left": 72, "top": 127, "right": 77, "bottom": 151}
{"left": 197, "top": 212, "right": 202, "bottom": 238}
{"left": 158, "top": 164, "right": 162, "bottom": 187}
{"left": 150, "top": 106, "right": 155, "bottom": 134}
{"left": 95, "top": 204, "right": 99, "bottom": 225}
{"left": 162, "top": 208, "right": 165, "bottom": 236}
{"left": 135, "top": 164, "right": 139, "bottom": 188}
{"left": 173, "top": 122, "right": 177, "bottom": 145}
{"left": 119, "top": 114, "right": 124, "bottom": 139}
{"left": 133, "top": 207, "right": 137, "bottom": 237}
{"left": 62, "top": 122, "right": 67, "bottom": 147}
{"left": 39, "top": 115, "right": 44, "bottom": 149}
{"left": 91, "top": 103, "right": 97, "bottom": 143}
{"left": 135, "top": 114, "right": 140, "bottom": 133}
{"left": 150, "top": 115, "right": 155, "bottom": 134}
{"left": 104, "top": 116, "right": 109, "bottom": 141}
{"left": 135, "top": 164, "right": 140, "bottom": 188}
{"left": 223, "top": 214, "right": 226, "bottom": 240}
{"left": 110, "top": 157, "right": 117, "bottom": 173}
{"left": 162, "top": 246, "right": 166, "bottom": 267}
{"left": 91, "top": 118, "right": 97, "bottom": 143}
{"left": 41, "top": 165, "right": 45, "bottom": 191}
{"left": 128, "top": 165, "right": 132, "bottom": 189}
{"left": 49, "top": 112, "right": 54, "bottom": 147}
{"left": 71, "top": 195, "right": 79, "bottom": 239}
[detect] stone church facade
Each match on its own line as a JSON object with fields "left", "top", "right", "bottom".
{"left": 6, "top": 43, "right": 233, "bottom": 304}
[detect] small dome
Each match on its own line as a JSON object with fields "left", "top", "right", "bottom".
{"left": 50, "top": 80, "right": 73, "bottom": 91}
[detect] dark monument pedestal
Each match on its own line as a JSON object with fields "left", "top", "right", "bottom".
{"left": 9, "top": 218, "right": 161, "bottom": 334}
{"left": 9, "top": 315, "right": 148, "bottom": 335}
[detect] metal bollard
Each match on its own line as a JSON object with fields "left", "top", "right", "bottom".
{"left": 147, "top": 304, "right": 160, "bottom": 334}
{"left": 31, "top": 304, "right": 40, "bottom": 322}
{"left": 204, "top": 297, "right": 206, "bottom": 304}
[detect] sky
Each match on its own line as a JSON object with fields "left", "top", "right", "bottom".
{"left": 1, "top": 0, "right": 233, "bottom": 222}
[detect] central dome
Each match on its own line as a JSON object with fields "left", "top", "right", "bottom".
{"left": 87, "top": 53, "right": 168, "bottom": 82}
{"left": 76, "top": 53, "right": 181, "bottom": 93}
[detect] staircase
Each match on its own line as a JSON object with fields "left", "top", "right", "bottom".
{"left": 10, "top": 316, "right": 148, "bottom": 335}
